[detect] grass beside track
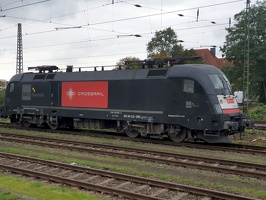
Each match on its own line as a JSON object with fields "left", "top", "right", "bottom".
{"left": 0, "top": 127, "right": 265, "bottom": 199}
{"left": 0, "top": 143, "right": 266, "bottom": 199}
{"left": 0, "top": 174, "right": 102, "bottom": 200}
{"left": 0, "top": 127, "right": 265, "bottom": 165}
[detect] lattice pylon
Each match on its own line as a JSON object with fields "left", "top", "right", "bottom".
{"left": 16, "top": 23, "right": 23, "bottom": 74}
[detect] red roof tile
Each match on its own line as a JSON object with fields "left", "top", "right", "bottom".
{"left": 195, "top": 49, "right": 233, "bottom": 69}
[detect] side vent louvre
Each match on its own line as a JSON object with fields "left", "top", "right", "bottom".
{"left": 46, "top": 73, "right": 55, "bottom": 79}
{"left": 147, "top": 69, "right": 168, "bottom": 77}
{"left": 34, "top": 74, "right": 46, "bottom": 80}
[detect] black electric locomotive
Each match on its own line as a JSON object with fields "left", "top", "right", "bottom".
{"left": 0, "top": 63, "right": 253, "bottom": 143}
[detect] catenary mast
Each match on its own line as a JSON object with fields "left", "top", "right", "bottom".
{"left": 243, "top": 0, "right": 250, "bottom": 115}
{"left": 16, "top": 23, "right": 23, "bottom": 74}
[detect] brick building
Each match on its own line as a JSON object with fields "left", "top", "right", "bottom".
{"left": 195, "top": 48, "right": 234, "bottom": 69}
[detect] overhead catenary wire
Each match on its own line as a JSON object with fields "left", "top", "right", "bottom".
{"left": 0, "top": 17, "right": 236, "bottom": 60}
{"left": 0, "top": 0, "right": 22, "bottom": 10}
{"left": 1, "top": 0, "right": 239, "bottom": 43}
{"left": 0, "top": 0, "right": 50, "bottom": 12}
{"left": 0, "top": 0, "right": 246, "bottom": 79}
{"left": 0, "top": 22, "right": 229, "bottom": 53}
{"left": 0, "top": 0, "right": 243, "bottom": 33}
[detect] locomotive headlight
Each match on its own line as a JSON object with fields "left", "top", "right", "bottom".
{"left": 214, "top": 104, "right": 222, "bottom": 114}
{"left": 197, "top": 117, "right": 203, "bottom": 122}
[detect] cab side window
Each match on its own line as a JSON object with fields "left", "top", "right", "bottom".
{"left": 183, "top": 79, "right": 194, "bottom": 93}
{"left": 9, "top": 83, "right": 14, "bottom": 93}
{"left": 208, "top": 74, "right": 223, "bottom": 89}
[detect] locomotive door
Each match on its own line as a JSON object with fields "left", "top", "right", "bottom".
{"left": 50, "top": 82, "right": 59, "bottom": 110}
{"left": 5, "top": 82, "right": 21, "bottom": 111}
{"left": 183, "top": 79, "right": 196, "bottom": 128}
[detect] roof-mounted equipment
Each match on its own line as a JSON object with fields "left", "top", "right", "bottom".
{"left": 125, "top": 56, "right": 202, "bottom": 69}
{"left": 28, "top": 65, "right": 59, "bottom": 73}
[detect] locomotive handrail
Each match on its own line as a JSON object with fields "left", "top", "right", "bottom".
{"left": 125, "top": 56, "right": 202, "bottom": 68}
{"left": 28, "top": 65, "right": 59, "bottom": 73}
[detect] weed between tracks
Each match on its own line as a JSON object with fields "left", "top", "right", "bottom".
{"left": 0, "top": 140, "right": 266, "bottom": 199}
{"left": 0, "top": 174, "right": 102, "bottom": 200}
{"left": 230, "top": 129, "right": 266, "bottom": 146}
{"left": 0, "top": 127, "right": 266, "bottom": 199}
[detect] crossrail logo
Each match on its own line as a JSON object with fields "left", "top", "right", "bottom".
{"left": 62, "top": 82, "right": 108, "bottom": 108}
{"left": 66, "top": 88, "right": 75, "bottom": 100}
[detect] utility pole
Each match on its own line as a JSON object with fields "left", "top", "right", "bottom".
{"left": 16, "top": 23, "right": 23, "bottom": 74}
{"left": 243, "top": 0, "right": 250, "bottom": 115}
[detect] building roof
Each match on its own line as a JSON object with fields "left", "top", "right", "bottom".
{"left": 195, "top": 48, "right": 233, "bottom": 69}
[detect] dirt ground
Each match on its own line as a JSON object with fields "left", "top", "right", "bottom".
{"left": 229, "top": 132, "right": 266, "bottom": 145}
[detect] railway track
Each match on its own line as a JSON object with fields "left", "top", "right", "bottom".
{"left": 0, "top": 152, "right": 257, "bottom": 200}
{"left": 1, "top": 122, "right": 266, "bottom": 154}
{"left": 0, "top": 132, "right": 266, "bottom": 180}
{"left": 254, "top": 120, "right": 266, "bottom": 130}
{"left": 178, "top": 142, "right": 266, "bottom": 156}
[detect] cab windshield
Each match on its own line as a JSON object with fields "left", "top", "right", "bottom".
{"left": 208, "top": 74, "right": 233, "bottom": 95}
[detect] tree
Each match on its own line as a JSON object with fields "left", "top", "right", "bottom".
{"left": 221, "top": 1, "right": 266, "bottom": 102}
{"left": 222, "top": 66, "right": 243, "bottom": 91}
{"left": 115, "top": 56, "right": 141, "bottom": 70}
{"left": 116, "top": 27, "right": 200, "bottom": 70}
{"left": 146, "top": 27, "right": 184, "bottom": 58}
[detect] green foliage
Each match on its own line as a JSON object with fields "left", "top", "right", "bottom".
{"left": 146, "top": 27, "right": 184, "bottom": 58}
{"left": 117, "top": 27, "right": 201, "bottom": 69}
{"left": 222, "top": 66, "right": 243, "bottom": 91}
{"left": 0, "top": 118, "right": 9, "bottom": 123}
{"left": 249, "top": 103, "right": 266, "bottom": 120}
{"left": 221, "top": 1, "right": 266, "bottom": 103}
{"left": 115, "top": 56, "right": 141, "bottom": 70}
{"left": 0, "top": 90, "right": 5, "bottom": 106}
{"left": 181, "top": 49, "right": 203, "bottom": 64}
{"left": 0, "top": 191, "right": 24, "bottom": 200}
{"left": 0, "top": 174, "right": 100, "bottom": 200}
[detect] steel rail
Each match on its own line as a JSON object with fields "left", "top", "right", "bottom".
{"left": 0, "top": 133, "right": 266, "bottom": 180}
{"left": 1, "top": 131, "right": 266, "bottom": 155}
{"left": 1, "top": 132, "right": 266, "bottom": 170}
{"left": 0, "top": 152, "right": 258, "bottom": 200}
{"left": 1, "top": 123, "right": 266, "bottom": 153}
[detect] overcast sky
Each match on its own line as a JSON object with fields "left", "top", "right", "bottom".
{"left": 0, "top": 0, "right": 253, "bottom": 80}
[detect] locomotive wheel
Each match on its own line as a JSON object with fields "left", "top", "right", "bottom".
{"left": 168, "top": 127, "right": 187, "bottom": 143}
{"left": 22, "top": 120, "right": 31, "bottom": 128}
{"left": 48, "top": 122, "right": 59, "bottom": 130}
{"left": 126, "top": 129, "right": 140, "bottom": 138}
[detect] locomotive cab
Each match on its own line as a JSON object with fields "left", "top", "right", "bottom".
{"left": 191, "top": 72, "right": 253, "bottom": 143}
{"left": 167, "top": 64, "right": 254, "bottom": 143}
{"left": 0, "top": 77, "right": 22, "bottom": 123}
